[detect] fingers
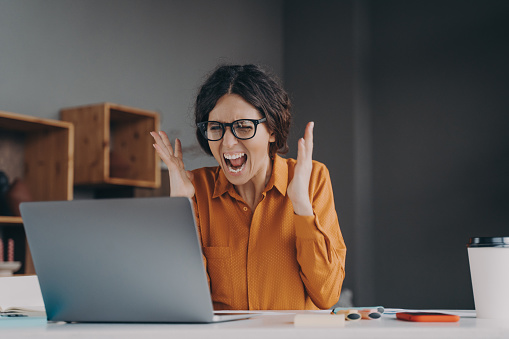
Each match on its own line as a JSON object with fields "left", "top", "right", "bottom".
{"left": 289, "top": 124, "right": 315, "bottom": 216}
{"left": 297, "top": 122, "right": 314, "bottom": 162}
{"left": 158, "top": 131, "right": 174, "bottom": 157}
{"left": 296, "top": 137, "right": 306, "bottom": 164}
{"left": 303, "top": 121, "right": 314, "bottom": 160}
{"left": 150, "top": 131, "right": 175, "bottom": 166}
{"left": 152, "top": 142, "right": 171, "bottom": 165}
{"left": 174, "top": 138, "right": 183, "bottom": 160}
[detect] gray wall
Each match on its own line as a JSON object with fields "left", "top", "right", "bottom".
{"left": 370, "top": 0, "right": 509, "bottom": 309}
{"left": 283, "top": 0, "right": 360, "bottom": 303}
{"left": 0, "top": 0, "right": 284, "bottom": 170}
{"left": 285, "top": 0, "right": 509, "bottom": 309}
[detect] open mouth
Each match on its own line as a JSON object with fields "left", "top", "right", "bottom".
{"left": 224, "top": 152, "right": 247, "bottom": 174}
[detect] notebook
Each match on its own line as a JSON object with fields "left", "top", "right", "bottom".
{"left": 20, "top": 197, "right": 257, "bottom": 323}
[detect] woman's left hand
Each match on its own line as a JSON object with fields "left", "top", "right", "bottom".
{"left": 287, "top": 121, "right": 314, "bottom": 216}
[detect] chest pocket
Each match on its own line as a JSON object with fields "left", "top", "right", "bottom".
{"left": 202, "top": 246, "right": 234, "bottom": 307}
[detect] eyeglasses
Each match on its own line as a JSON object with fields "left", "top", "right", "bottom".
{"left": 197, "top": 118, "right": 267, "bottom": 141}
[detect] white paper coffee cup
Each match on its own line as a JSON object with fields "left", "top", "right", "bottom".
{"left": 467, "top": 237, "right": 509, "bottom": 319}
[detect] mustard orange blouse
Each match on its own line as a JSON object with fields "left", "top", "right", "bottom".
{"left": 191, "top": 154, "right": 346, "bottom": 310}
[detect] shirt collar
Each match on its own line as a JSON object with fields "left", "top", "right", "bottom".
{"left": 265, "top": 154, "right": 288, "bottom": 196}
{"left": 213, "top": 167, "right": 234, "bottom": 199}
{"left": 212, "top": 154, "right": 288, "bottom": 199}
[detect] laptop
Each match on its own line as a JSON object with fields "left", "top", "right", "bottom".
{"left": 20, "top": 197, "right": 257, "bottom": 323}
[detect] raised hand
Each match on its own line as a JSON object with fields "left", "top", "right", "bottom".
{"left": 150, "top": 131, "right": 195, "bottom": 198}
{"left": 287, "top": 121, "right": 314, "bottom": 216}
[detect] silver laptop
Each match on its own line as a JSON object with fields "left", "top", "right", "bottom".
{"left": 20, "top": 197, "right": 257, "bottom": 323}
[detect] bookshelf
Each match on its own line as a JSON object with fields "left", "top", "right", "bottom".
{"left": 60, "top": 103, "right": 160, "bottom": 188}
{"left": 0, "top": 110, "right": 74, "bottom": 275}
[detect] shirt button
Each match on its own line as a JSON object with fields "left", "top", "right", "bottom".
{"left": 243, "top": 207, "right": 248, "bottom": 211}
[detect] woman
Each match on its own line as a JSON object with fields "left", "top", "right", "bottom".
{"left": 151, "top": 64, "right": 346, "bottom": 310}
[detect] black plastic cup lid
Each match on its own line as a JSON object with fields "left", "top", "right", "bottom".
{"left": 467, "top": 237, "right": 509, "bottom": 248}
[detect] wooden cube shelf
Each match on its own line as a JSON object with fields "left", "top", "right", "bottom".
{"left": 60, "top": 103, "right": 161, "bottom": 188}
{"left": 0, "top": 110, "right": 74, "bottom": 274}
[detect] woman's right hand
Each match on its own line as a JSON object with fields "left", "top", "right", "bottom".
{"left": 150, "top": 131, "right": 195, "bottom": 198}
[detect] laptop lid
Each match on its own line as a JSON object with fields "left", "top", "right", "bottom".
{"left": 20, "top": 197, "right": 241, "bottom": 323}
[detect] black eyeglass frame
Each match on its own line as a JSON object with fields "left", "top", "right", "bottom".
{"left": 197, "top": 117, "right": 267, "bottom": 141}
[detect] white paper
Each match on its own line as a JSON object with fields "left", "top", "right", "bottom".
{"left": 0, "top": 275, "right": 45, "bottom": 311}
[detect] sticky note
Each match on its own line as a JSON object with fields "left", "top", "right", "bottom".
{"left": 293, "top": 314, "right": 345, "bottom": 327}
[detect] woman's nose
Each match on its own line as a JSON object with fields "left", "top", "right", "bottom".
{"left": 222, "top": 126, "right": 238, "bottom": 146}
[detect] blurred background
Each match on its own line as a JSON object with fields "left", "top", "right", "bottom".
{"left": 1, "top": 0, "right": 508, "bottom": 309}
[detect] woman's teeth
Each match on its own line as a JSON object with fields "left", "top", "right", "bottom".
{"left": 224, "top": 153, "right": 245, "bottom": 160}
{"left": 227, "top": 162, "right": 245, "bottom": 173}
{"left": 224, "top": 153, "right": 246, "bottom": 173}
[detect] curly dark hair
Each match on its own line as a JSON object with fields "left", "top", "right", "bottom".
{"left": 195, "top": 64, "right": 291, "bottom": 157}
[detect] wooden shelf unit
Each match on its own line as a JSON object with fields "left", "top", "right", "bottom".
{"left": 0, "top": 110, "right": 74, "bottom": 275}
{"left": 60, "top": 103, "right": 160, "bottom": 188}
{"left": 0, "top": 216, "right": 23, "bottom": 224}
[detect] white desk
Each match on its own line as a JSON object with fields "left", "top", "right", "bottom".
{"left": 1, "top": 311, "right": 508, "bottom": 339}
